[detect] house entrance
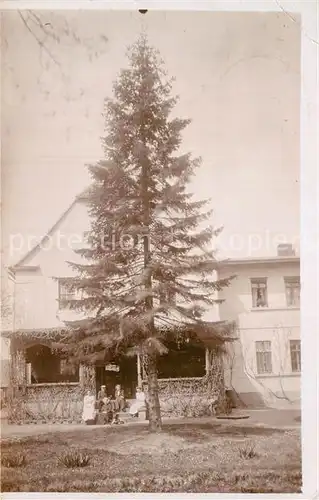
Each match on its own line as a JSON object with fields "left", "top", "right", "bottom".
{"left": 95, "top": 355, "right": 138, "bottom": 399}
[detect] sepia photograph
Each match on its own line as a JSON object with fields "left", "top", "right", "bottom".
{"left": 0, "top": 3, "right": 317, "bottom": 495}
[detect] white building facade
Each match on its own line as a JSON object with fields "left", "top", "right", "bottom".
{"left": 218, "top": 250, "right": 300, "bottom": 409}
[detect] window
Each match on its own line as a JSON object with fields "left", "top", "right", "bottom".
{"left": 159, "top": 277, "right": 177, "bottom": 306}
{"left": 255, "top": 341, "right": 272, "bottom": 374}
{"left": 159, "top": 288, "right": 176, "bottom": 305}
{"left": 58, "top": 280, "right": 77, "bottom": 307}
{"left": 251, "top": 278, "right": 268, "bottom": 308}
{"left": 290, "top": 340, "right": 301, "bottom": 372}
{"left": 25, "top": 345, "right": 79, "bottom": 383}
{"left": 157, "top": 340, "right": 206, "bottom": 378}
{"left": 284, "top": 277, "right": 300, "bottom": 307}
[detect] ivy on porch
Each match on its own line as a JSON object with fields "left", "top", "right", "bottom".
{"left": 4, "top": 320, "right": 236, "bottom": 423}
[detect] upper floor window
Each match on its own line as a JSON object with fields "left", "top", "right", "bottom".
{"left": 284, "top": 277, "right": 300, "bottom": 308}
{"left": 159, "top": 287, "right": 176, "bottom": 306}
{"left": 290, "top": 340, "right": 301, "bottom": 372}
{"left": 255, "top": 340, "right": 272, "bottom": 374}
{"left": 251, "top": 278, "right": 268, "bottom": 308}
{"left": 58, "top": 280, "right": 77, "bottom": 308}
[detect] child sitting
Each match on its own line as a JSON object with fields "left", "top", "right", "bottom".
{"left": 96, "top": 392, "right": 114, "bottom": 425}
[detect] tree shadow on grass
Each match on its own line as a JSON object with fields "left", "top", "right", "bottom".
{"left": 164, "top": 422, "right": 285, "bottom": 442}
{"left": 1, "top": 421, "right": 288, "bottom": 450}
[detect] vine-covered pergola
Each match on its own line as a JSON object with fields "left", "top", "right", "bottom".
{"left": 4, "top": 320, "right": 236, "bottom": 423}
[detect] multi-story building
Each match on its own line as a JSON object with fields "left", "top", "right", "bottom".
{"left": 217, "top": 244, "right": 300, "bottom": 409}
{"left": 1, "top": 191, "right": 300, "bottom": 420}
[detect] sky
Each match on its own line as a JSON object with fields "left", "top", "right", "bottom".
{"left": 1, "top": 10, "right": 301, "bottom": 266}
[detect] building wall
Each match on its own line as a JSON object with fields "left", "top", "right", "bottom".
{"left": 12, "top": 201, "right": 91, "bottom": 332}
{"left": 11, "top": 201, "right": 221, "bottom": 332}
{"left": 219, "top": 261, "right": 300, "bottom": 408}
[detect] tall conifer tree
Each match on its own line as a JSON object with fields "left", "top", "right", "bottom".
{"left": 60, "top": 36, "right": 234, "bottom": 431}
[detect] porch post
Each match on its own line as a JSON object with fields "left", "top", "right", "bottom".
{"left": 79, "top": 364, "right": 96, "bottom": 393}
{"left": 205, "top": 348, "right": 211, "bottom": 374}
{"left": 26, "top": 363, "right": 32, "bottom": 384}
{"left": 137, "top": 353, "right": 142, "bottom": 387}
{"left": 10, "top": 348, "right": 26, "bottom": 388}
{"left": 8, "top": 344, "right": 27, "bottom": 423}
{"left": 210, "top": 348, "right": 227, "bottom": 414}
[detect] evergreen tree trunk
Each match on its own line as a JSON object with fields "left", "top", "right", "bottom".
{"left": 145, "top": 353, "right": 162, "bottom": 431}
{"left": 141, "top": 114, "right": 162, "bottom": 429}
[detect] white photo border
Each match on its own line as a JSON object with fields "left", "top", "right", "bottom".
{"left": 1, "top": 1, "right": 318, "bottom": 499}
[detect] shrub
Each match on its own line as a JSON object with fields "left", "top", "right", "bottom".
{"left": 58, "top": 450, "right": 91, "bottom": 468}
{"left": 161, "top": 395, "right": 215, "bottom": 418}
{"left": 1, "top": 480, "right": 20, "bottom": 492}
{"left": 238, "top": 442, "right": 258, "bottom": 459}
{"left": 1, "top": 452, "right": 27, "bottom": 468}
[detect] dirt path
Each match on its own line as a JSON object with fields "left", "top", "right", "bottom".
{"left": 1, "top": 409, "right": 301, "bottom": 441}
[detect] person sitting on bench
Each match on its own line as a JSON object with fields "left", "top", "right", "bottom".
{"left": 96, "top": 386, "right": 113, "bottom": 424}
{"left": 82, "top": 390, "right": 97, "bottom": 425}
{"left": 114, "top": 384, "right": 126, "bottom": 412}
{"left": 111, "top": 384, "right": 126, "bottom": 424}
{"left": 129, "top": 386, "right": 145, "bottom": 418}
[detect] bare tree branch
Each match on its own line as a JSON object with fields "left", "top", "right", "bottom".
{"left": 17, "top": 10, "right": 61, "bottom": 67}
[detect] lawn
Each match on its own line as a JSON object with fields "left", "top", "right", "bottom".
{"left": 1, "top": 421, "right": 301, "bottom": 493}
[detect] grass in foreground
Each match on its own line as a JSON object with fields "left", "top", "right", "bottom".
{"left": 1, "top": 422, "right": 301, "bottom": 493}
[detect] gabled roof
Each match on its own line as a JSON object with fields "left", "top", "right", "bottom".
{"left": 12, "top": 190, "right": 90, "bottom": 270}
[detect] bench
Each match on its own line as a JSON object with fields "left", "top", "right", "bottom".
{"left": 138, "top": 405, "right": 147, "bottom": 421}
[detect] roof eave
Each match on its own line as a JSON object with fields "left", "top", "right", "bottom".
{"left": 216, "top": 256, "right": 300, "bottom": 269}
{"left": 10, "top": 265, "right": 41, "bottom": 272}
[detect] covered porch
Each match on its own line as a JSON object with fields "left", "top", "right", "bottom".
{"left": 4, "top": 322, "right": 235, "bottom": 423}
